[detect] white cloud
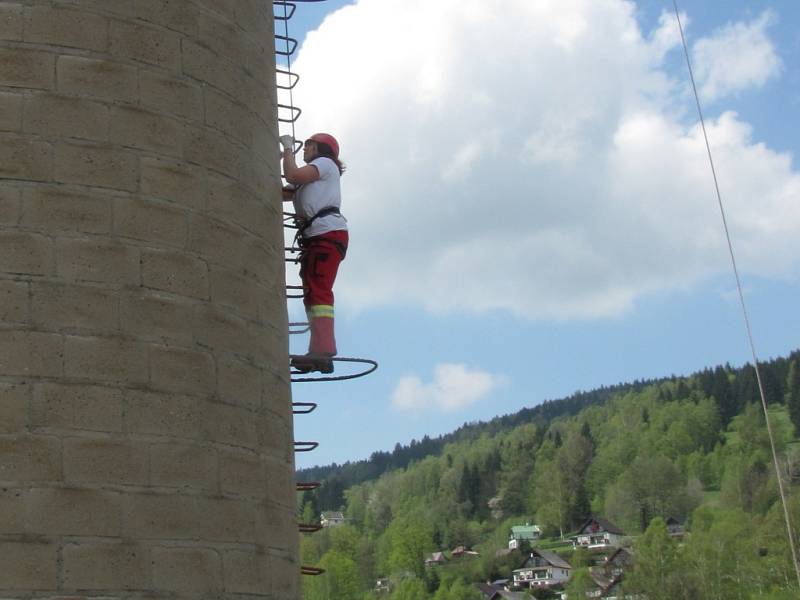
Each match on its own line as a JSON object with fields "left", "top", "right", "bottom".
{"left": 391, "top": 363, "right": 506, "bottom": 413}
{"left": 287, "top": 0, "right": 799, "bottom": 320}
{"left": 692, "top": 10, "right": 783, "bottom": 102}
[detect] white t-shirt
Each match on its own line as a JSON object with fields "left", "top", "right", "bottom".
{"left": 293, "top": 157, "right": 347, "bottom": 238}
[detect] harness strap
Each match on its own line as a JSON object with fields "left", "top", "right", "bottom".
{"left": 298, "top": 206, "right": 340, "bottom": 235}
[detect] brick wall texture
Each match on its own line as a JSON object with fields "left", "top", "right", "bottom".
{"left": 0, "top": 1, "right": 297, "bottom": 597}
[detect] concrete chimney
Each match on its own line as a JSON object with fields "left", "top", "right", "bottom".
{"left": 0, "top": 1, "right": 297, "bottom": 596}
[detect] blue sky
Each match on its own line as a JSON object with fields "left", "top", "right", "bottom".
{"left": 279, "top": 0, "right": 800, "bottom": 469}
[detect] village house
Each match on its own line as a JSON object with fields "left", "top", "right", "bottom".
{"left": 451, "top": 545, "right": 480, "bottom": 558}
{"left": 477, "top": 583, "right": 532, "bottom": 600}
{"left": 586, "top": 547, "right": 635, "bottom": 598}
{"left": 511, "top": 549, "right": 572, "bottom": 590}
{"left": 666, "top": 516, "right": 685, "bottom": 538}
{"left": 508, "top": 523, "right": 542, "bottom": 550}
{"left": 320, "top": 511, "right": 345, "bottom": 527}
{"left": 572, "top": 516, "right": 626, "bottom": 549}
{"left": 604, "top": 547, "right": 633, "bottom": 579}
{"left": 424, "top": 551, "right": 447, "bottom": 567}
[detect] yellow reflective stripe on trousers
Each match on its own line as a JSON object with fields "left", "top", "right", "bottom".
{"left": 307, "top": 305, "right": 334, "bottom": 319}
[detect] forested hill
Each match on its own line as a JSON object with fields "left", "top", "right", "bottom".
{"left": 298, "top": 351, "right": 799, "bottom": 506}
{"left": 299, "top": 349, "right": 800, "bottom": 600}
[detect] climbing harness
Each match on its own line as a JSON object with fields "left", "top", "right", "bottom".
{"left": 672, "top": 0, "right": 800, "bottom": 587}
{"left": 273, "top": 0, "right": 379, "bottom": 580}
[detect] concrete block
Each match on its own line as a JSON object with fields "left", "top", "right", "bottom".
{"left": 0, "top": 132, "right": 53, "bottom": 181}
{"left": 0, "top": 381, "right": 28, "bottom": 433}
{"left": 187, "top": 214, "right": 246, "bottom": 270}
{"left": 124, "top": 389, "right": 202, "bottom": 440}
{"left": 239, "top": 150, "right": 274, "bottom": 196}
{"left": 152, "top": 546, "right": 222, "bottom": 593}
{"left": 25, "top": 487, "right": 122, "bottom": 536}
{"left": 113, "top": 196, "right": 187, "bottom": 246}
{"left": 219, "top": 448, "right": 265, "bottom": 497}
{"left": 241, "top": 237, "right": 281, "bottom": 287}
{"left": 0, "top": 183, "right": 21, "bottom": 224}
{"left": 207, "top": 174, "right": 270, "bottom": 236}
{"left": 181, "top": 38, "right": 241, "bottom": 96}
{"left": 140, "top": 156, "right": 207, "bottom": 210}
{"left": 256, "top": 410, "right": 292, "bottom": 461}
{"left": 120, "top": 290, "right": 194, "bottom": 344}
{"left": 62, "top": 542, "right": 150, "bottom": 590}
{"left": 0, "top": 541, "right": 58, "bottom": 590}
{"left": 257, "top": 501, "right": 297, "bottom": 553}
{"left": 217, "top": 354, "right": 261, "bottom": 410}
{"left": 53, "top": 141, "right": 138, "bottom": 192}
{"left": 31, "top": 281, "right": 118, "bottom": 332}
{"left": 56, "top": 237, "right": 140, "bottom": 285}
{"left": 64, "top": 335, "right": 149, "bottom": 384}
{"left": 122, "top": 492, "right": 199, "bottom": 540}
{"left": 30, "top": 382, "right": 123, "bottom": 433}
{"left": 23, "top": 5, "right": 109, "bottom": 51}
{"left": 20, "top": 185, "right": 112, "bottom": 234}
{"left": 193, "top": 304, "right": 258, "bottom": 360}
{"left": 0, "top": 487, "right": 26, "bottom": 533}
{"left": 0, "top": 330, "right": 63, "bottom": 377}
{"left": 264, "top": 454, "right": 296, "bottom": 510}
{"left": 0, "top": 3, "right": 23, "bottom": 40}
{"left": 0, "top": 47, "right": 55, "bottom": 90}
{"left": 140, "top": 248, "right": 209, "bottom": 299}
{"left": 23, "top": 92, "right": 110, "bottom": 141}
{"left": 234, "top": 0, "right": 270, "bottom": 37}
{"left": 109, "top": 105, "right": 184, "bottom": 157}
{"left": 109, "top": 19, "right": 180, "bottom": 70}
{"left": 149, "top": 344, "right": 215, "bottom": 395}
{"left": 196, "top": 496, "right": 256, "bottom": 543}
{"left": 196, "top": 11, "right": 241, "bottom": 61}
{"left": 0, "top": 435, "right": 61, "bottom": 482}
{"left": 0, "top": 230, "right": 54, "bottom": 276}
{"left": 0, "top": 90, "right": 22, "bottom": 131}
{"left": 63, "top": 437, "right": 148, "bottom": 485}
{"left": 209, "top": 266, "right": 263, "bottom": 320}
{"left": 237, "top": 71, "right": 273, "bottom": 124}
{"left": 149, "top": 441, "right": 217, "bottom": 491}
{"left": 223, "top": 549, "right": 269, "bottom": 595}
{"left": 56, "top": 55, "right": 138, "bottom": 102}
{"left": 140, "top": 69, "right": 203, "bottom": 120}
{"left": 64, "top": 0, "right": 199, "bottom": 36}
{"left": 204, "top": 86, "right": 253, "bottom": 148}
{"left": 269, "top": 552, "right": 299, "bottom": 599}
{"left": 182, "top": 123, "right": 244, "bottom": 178}
{"left": 0, "top": 278, "right": 28, "bottom": 324}
{"left": 201, "top": 401, "right": 258, "bottom": 450}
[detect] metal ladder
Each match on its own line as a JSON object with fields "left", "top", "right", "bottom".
{"left": 273, "top": 0, "right": 378, "bottom": 579}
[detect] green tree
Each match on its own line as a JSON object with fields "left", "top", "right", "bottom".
{"left": 391, "top": 577, "right": 429, "bottom": 600}
{"left": 565, "top": 566, "right": 593, "bottom": 599}
{"left": 684, "top": 507, "right": 761, "bottom": 600}
{"left": 625, "top": 517, "right": 682, "bottom": 600}
{"left": 432, "top": 578, "right": 481, "bottom": 600}
{"left": 384, "top": 516, "right": 434, "bottom": 580}
{"left": 304, "top": 550, "right": 361, "bottom": 600}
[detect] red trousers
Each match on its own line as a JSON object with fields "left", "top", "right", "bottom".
{"left": 299, "top": 230, "right": 348, "bottom": 355}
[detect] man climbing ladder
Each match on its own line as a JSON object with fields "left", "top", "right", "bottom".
{"left": 281, "top": 133, "right": 348, "bottom": 374}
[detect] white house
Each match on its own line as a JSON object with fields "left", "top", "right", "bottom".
{"left": 508, "top": 523, "right": 542, "bottom": 550}
{"left": 320, "top": 511, "right": 345, "bottom": 527}
{"left": 512, "top": 549, "right": 571, "bottom": 589}
{"left": 572, "top": 517, "right": 625, "bottom": 549}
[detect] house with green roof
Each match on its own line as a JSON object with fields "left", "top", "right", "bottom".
{"left": 508, "top": 523, "right": 541, "bottom": 550}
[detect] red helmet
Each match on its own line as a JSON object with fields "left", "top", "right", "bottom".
{"left": 309, "top": 133, "right": 339, "bottom": 158}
